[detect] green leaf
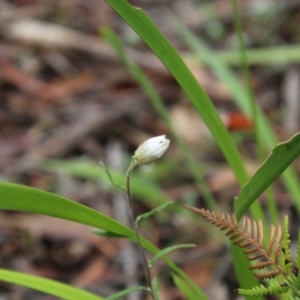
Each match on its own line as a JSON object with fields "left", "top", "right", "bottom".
{"left": 105, "top": 286, "right": 149, "bottom": 300}
{"left": 135, "top": 201, "right": 174, "bottom": 225}
{"left": 238, "top": 282, "right": 289, "bottom": 296}
{"left": 172, "top": 273, "right": 207, "bottom": 300}
{"left": 190, "top": 44, "right": 300, "bottom": 66}
{"left": 0, "top": 182, "right": 135, "bottom": 239}
{"left": 230, "top": 245, "right": 261, "bottom": 298}
{"left": 0, "top": 269, "right": 103, "bottom": 300}
{"left": 151, "top": 276, "right": 160, "bottom": 300}
{"left": 149, "top": 244, "right": 195, "bottom": 267}
{"left": 235, "top": 133, "right": 300, "bottom": 218}
{"left": 92, "top": 230, "right": 129, "bottom": 239}
{"left": 99, "top": 161, "right": 125, "bottom": 191}
{"left": 0, "top": 182, "right": 208, "bottom": 300}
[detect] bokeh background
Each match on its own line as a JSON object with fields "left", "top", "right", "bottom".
{"left": 1, "top": 0, "right": 300, "bottom": 299}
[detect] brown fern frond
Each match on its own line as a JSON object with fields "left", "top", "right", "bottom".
{"left": 247, "top": 253, "right": 266, "bottom": 261}
{"left": 258, "top": 219, "right": 264, "bottom": 247}
{"left": 266, "top": 224, "right": 282, "bottom": 264}
{"left": 239, "top": 240, "right": 253, "bottom": 248}
{"left": 267, "top": 225, "right": 276, "bottom": 256}
{"left": 244, "top": 246, "right": 259, "bottom": 255}
{"left": 232, "top": 236, "right": 246, "bottom": 245}
{"left": 182, "top": 205, "right": 286, "bottom": 280}
{"left": 249, "top": 261, "right": 273, "bottom": 270}
{"left": 254, "top": 270, "right": 282, "bottom": 279}
{"left": 274, "top": 225, "right": 282, "bottom": 265}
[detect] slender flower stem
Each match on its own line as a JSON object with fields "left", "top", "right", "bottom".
{"left": 124, "top": 135, "right": 170, "bottom": 299}
{"left": 126, "top": 163, "right": 154, "bottom": 299}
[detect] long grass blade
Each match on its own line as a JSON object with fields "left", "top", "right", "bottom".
{"left": 0, "top": 269, "right": 103, "bottom": 300}
{"left": 101, "top": 26, "right": 218, "bottom": 211}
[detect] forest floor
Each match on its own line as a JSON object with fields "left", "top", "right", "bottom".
{"left": 1, "top": 0, "right": 300, "bottom": 299}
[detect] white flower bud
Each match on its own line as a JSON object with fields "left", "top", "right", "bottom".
{"left": 134, "top": 135, "right": 170, "bottom": 165}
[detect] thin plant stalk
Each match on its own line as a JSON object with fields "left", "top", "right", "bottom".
{"left": 126, "top": 162, "right": 154, "bottom": 299}
{"left": 230, "top": 0, "right": 278, "bottom": 224}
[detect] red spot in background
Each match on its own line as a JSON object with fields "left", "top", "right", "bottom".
{"left": 226, "top": 112, "right": 253, "bottom": 131}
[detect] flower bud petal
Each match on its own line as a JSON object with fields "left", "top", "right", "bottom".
{"left": 134, "top": 135, "right": 170, "bottom": 165}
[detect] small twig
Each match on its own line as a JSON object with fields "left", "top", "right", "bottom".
{"left": 126, "top": 167, "right": 154, "bottom": 299}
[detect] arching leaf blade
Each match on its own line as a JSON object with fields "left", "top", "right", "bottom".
{"left": 236, "top": 133, "right": 300, "bottom": 218}
{"left": 0, "top": 182, "right": 208, "bottom": 300}
{"left": 0, "top": 269, "right": 103, "bottom": 300}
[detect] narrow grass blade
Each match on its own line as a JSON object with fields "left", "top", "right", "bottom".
{"left": 189, "top": 44, "right": 300, "bottom": 66}
{"left": 105, "top": 286, "right": 149, "bottom": 300}
{"left": 135, "top": 201, "right": 174, "bottom": 225}
{"left": 92, "top": 230, "right": 129, "bottom": 239}
{"left": 149, "top": 244, "right": 195, "bottom": 267}
{"left": 152, "top": 276, "right": 160, "bottom": 300}
{"left": 99, "top": 161, "right": 125, "bottom": 191}
{"left": 230, "top": 0, "right": 262, "bottom": 158}
{"left": 230, "top": 0, "right": 277, "bottom": 226}
{"left": 174, "top": 18, "right": 276, "bottom": 150}
{"left": 105, "top": 0, "right": 248, "bottom": 189}
{"left": 172, "top": 273, "right": 207, "bottom": 300}
{"left": 101, "top": 26, "right": 218, "bottom": 211}
{"left": 0, "top": 269, "right": 103, "bottom": 300}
